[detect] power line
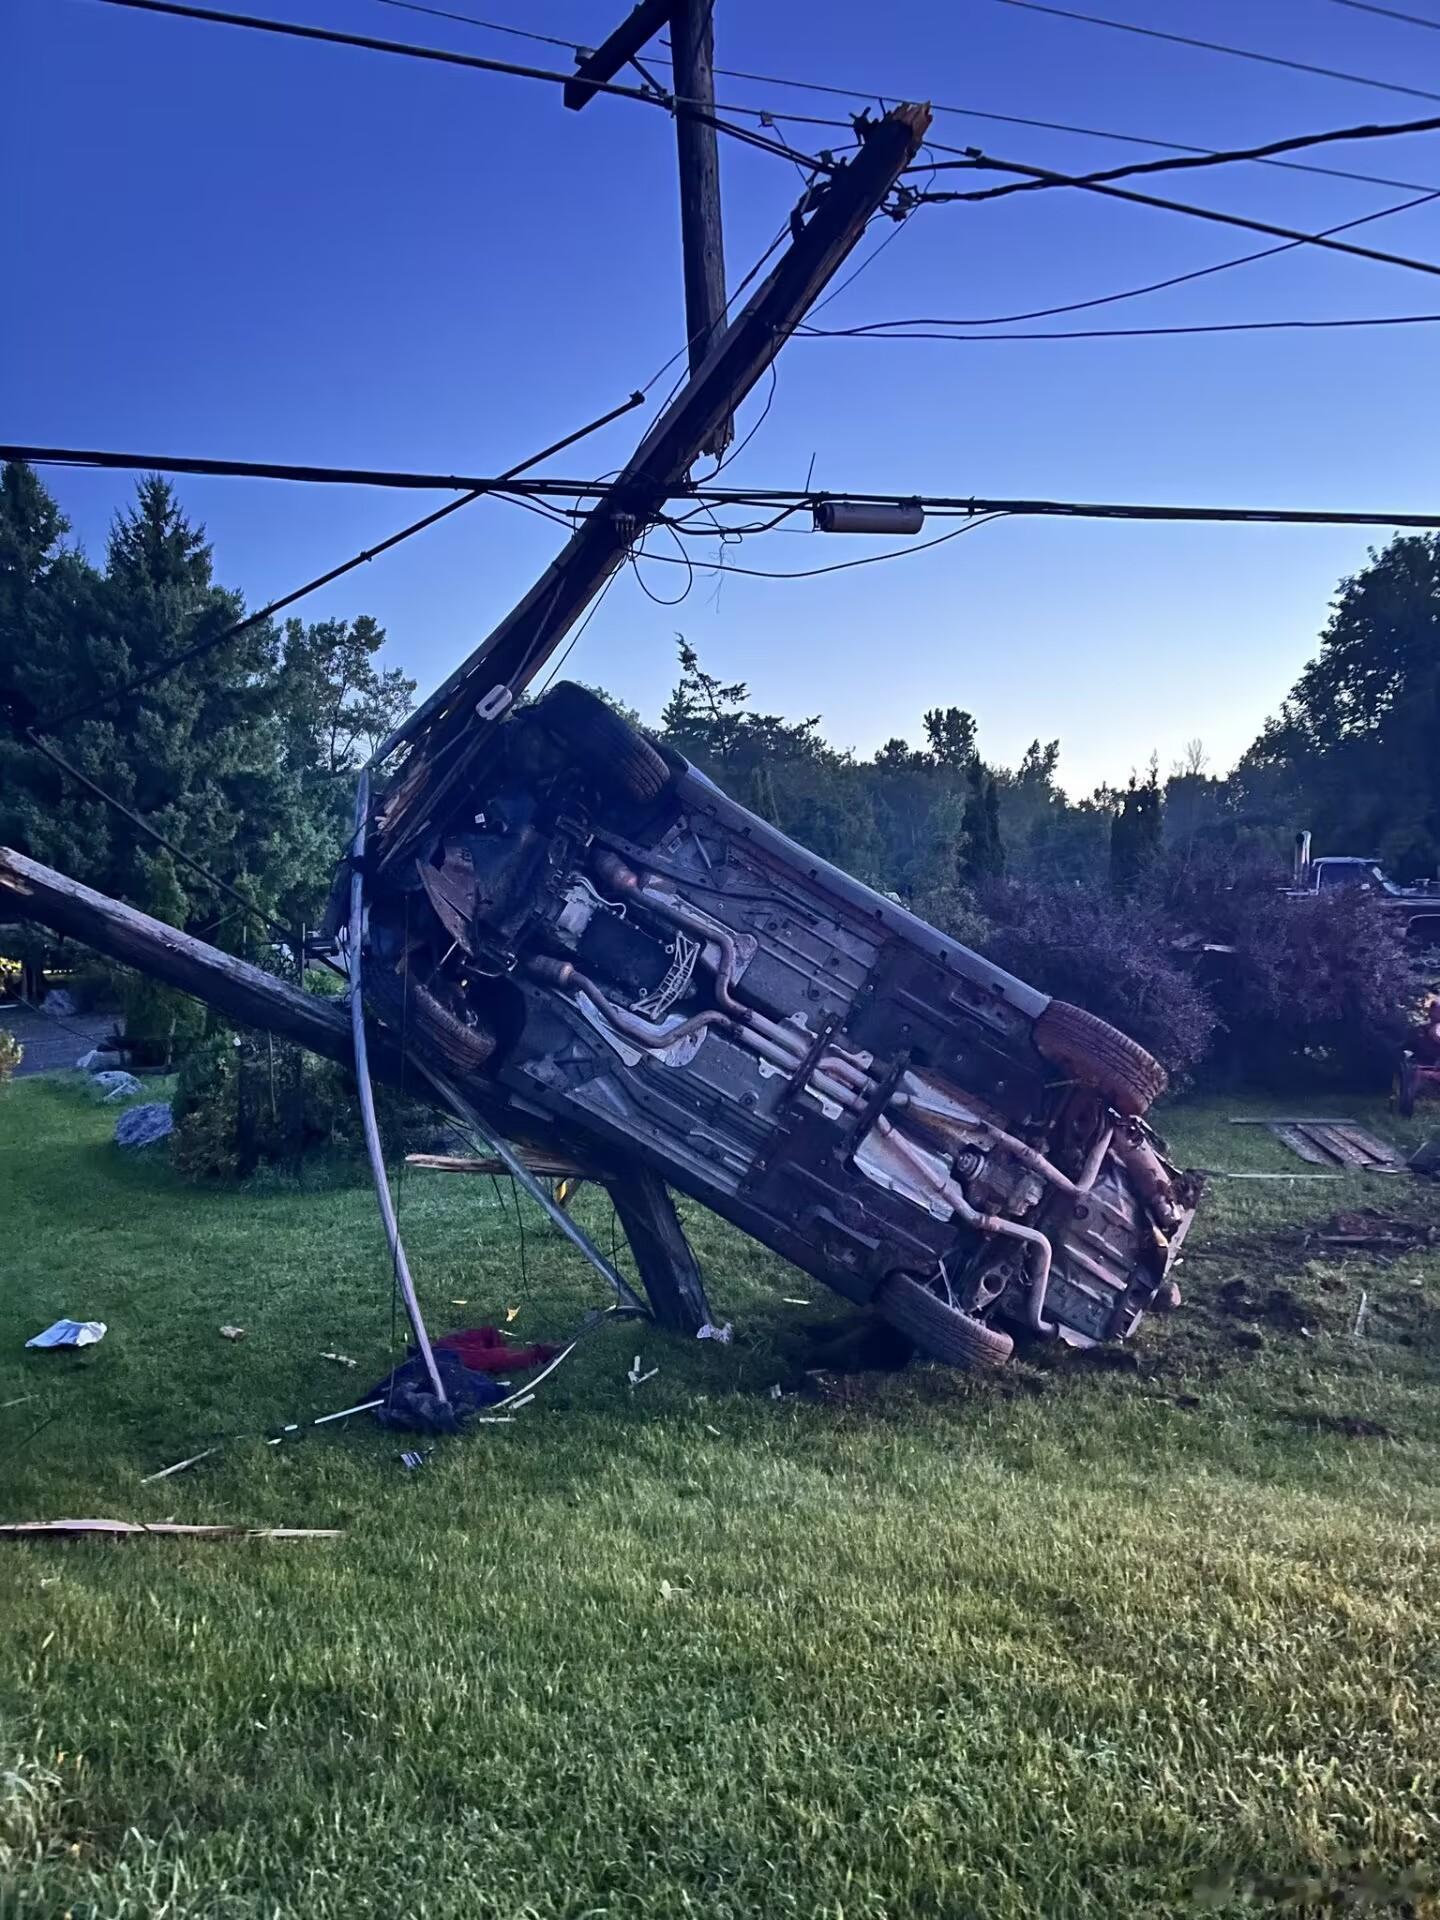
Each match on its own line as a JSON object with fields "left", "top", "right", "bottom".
{"left": 365, "top": 0, "right": 1440, "bottom": 193}
{"left": 640, "top": 513, "right": 1012, "bottom": 579}
{"left": 800, "top": 188, "right": 1440, "bottom": 329}
{"left": 12, "top": 446, "right": 1439, "bottom": 527}
{"left": 925, "top": 108, "right": 1440, "bottom": 202}
{"left": 367, "top": 0, "right": 858, "bottom": 130}
{"left": 83, "top": 0, "right": 838, "bottom": 171}
{"left": 987, "top": 0, "right": 1440, "bottom": 106}
{"left": 922, "top": 155, "right": 1440, "bottom": 282}
{"left": 1325, "top": 0, "right": 1440, "bottom": 26}
{"left": 803, "top": 310, "right": 1440, "bottom": 341}
{"left": 19, "top": 727, "right": 301, "bottom": 945}
{"left": 25, "top": 393, "right": 646, "bottom": 733}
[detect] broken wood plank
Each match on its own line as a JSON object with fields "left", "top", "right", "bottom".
{"left": 1, "top": 1520, "right": 341, "bottom": 1539}
{"left": 1271, "top": 1123, "right": 1333, "bottom": 1166}
{"left": 405, "top": 1151, "right": 589, "bottom": 1179}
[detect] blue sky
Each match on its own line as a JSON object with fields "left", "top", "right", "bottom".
{"left": 6, "top": 0, "right": 1440, "bottom": 791}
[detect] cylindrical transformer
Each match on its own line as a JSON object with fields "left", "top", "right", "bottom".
{"left": 812, "top": 500, "right": 925, "bottom": 535}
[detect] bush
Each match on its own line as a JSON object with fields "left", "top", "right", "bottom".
{"left": 975, "top": 879, "right": 1219, "bottom": 1081}
{"left": 170, "top": 1026, "right": 437, "bottom": 1181}
{"left": 1199, "top": 884, "right": 1413, "bottom": 1087}
{"left": 0, "top": 1031, "right": 22, "bottom": 1083}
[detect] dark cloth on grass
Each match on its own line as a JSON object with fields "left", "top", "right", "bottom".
{"left": 367, "top": 1349, "right": 510, "bottom": 1434}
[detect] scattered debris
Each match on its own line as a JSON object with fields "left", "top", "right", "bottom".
{"left": 25, "top": 1319, "right": 106, "bottom": 1350}
{"left": 659, "top": 1578, "right": 690, "bottom": 1601}
{"left": 1230, "top": 1116, "right": 1405, "bottom": 1172}
{"left": 2, "top": 1394, "right": 37, "bottom": 1411}
{"left": 399, "top": 1449, "right": 431, "bottom": 1471}
{"left": 782, "top": 1297, "right": 810, "bottom": 1306}
{"left": 1299, "top": 1209, "right": 1438, "bottom": 1260}
{"left": 505, "top": 1306, "right": 521, "bottom": 1323}
{"left": 91, "top": 1069, "right": 142, "bottom": 1102}
{"left": 115, "top": 1101, "right": 173, "bottom": 1150}
{"left": 320, "top": 1351, "right": 358, "bottom": 1370}
{"left": 268, "top": 1397, "right": 385, "bottom": 1443}
{"left": 219, "top": 1325, "right": 247, "bottom": 1342}
{"left": 769, "top": 1383, "right": 784, "bottom": 1400}
{"left": 0, "top": 1520, "right": 342, "bottom": 1540}
{"left": 76, "top": 1046, "right": 125, "bottom": 1070}
{"left": 696, "top": 1321, "right": 732, "bottom": 1343}
{"left": 628, "top": 1354, "right": 659, "bottom": 1388}
{"left": 1218, "top": 1279, "right": 1312, "bottom": 1335}
{"left": 1409, "top": 1138, "right": 1440, "bottom": 1182}
{"left": 704, "top": 1423, "right": 721, "bottom": 1436}
{"left": 1352, "top": 1289, "right": 1370, "bottom": 1339}
{"left": 140, "top": 1446, "right": 221, "bottom": 1484}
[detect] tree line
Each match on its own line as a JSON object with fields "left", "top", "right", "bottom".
{"left": 2, "top": 460, "right": 1433, "bottom": 1086}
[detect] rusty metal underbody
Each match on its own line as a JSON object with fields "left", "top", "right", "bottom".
{"left": 340, "top": 681, "right": 1203, "bottom": 1367}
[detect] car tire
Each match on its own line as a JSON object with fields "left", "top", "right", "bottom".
{"left": 1033, "top": 999, "right": 1168, "bottom": 1117}
{"left": 538, "top": 682, "right": 671, "bottom": 804}
{"left": 874, "top": 1273, "right": 1014, "bottom": 1370}
{"left": 365, "top": 966, "right": 496, "bottom": 1077}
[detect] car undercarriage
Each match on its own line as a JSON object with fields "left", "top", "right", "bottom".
{"left": 348, "top": 682, "right": 1201, "bottom": 1369}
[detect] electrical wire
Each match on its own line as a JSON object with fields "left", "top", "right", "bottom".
{"left": 802, "top": 187, "right": 1440, "bottom": 330}
{"left": 85, "top": 0, "right": 839, "bottom": 171}
{"left": 369, "top": 0, "right": 861, "bottom": 130}
{"left": 628, "top": 520, "right": 696, "bottom": 606}
{"left": 621, "top": 512, "right": 1011, "bottom": 581}
{"left": 1325, "top": 0, "right": 1440, "bottom": 25}
{"left": 986, "top": 0, "right": 1440, "bottom": 106}
{"left": 18, "top": 726, "right": 303, "bottom": 945}
{"left": 28, "top": 392, "right": 645, "bottom": 734}
{"left": 377, "top": 0, "right": 1440, "bottom": 193}
{"left": 804, "top": 312, "right": 1440, "bottom": 341}
{"left": 535, "top": 564, "right": 624, "bottom": 694}
{"left": 925, "top": 107, "right": 1440, "bottom": 201}
{"left": 921, "top": 154, "right": 1440, "bottom": 281}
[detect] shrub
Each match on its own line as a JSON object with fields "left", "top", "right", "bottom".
{"left": 1199, "top": 884, "right": 1413, "bottom": 1087}
{"left": 0, "top": 1031, "right": 22, "bottom": 1083}
{"left": 975, "top": 878, "right": 1219, "bottom": 1081}
{"left": 170, "top": 1025, "right": 437, "bottom": 1181}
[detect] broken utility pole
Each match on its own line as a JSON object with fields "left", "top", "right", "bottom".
{"left": 374, "top": 103, "right": 930, "bottom": 868}
{"left": 567, "top": 1, "right": 730, "bottom": 453}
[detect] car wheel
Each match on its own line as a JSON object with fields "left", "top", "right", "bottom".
{"left": 537, "top": 681, "right": 671, "bottom": 804}
{"left": 1033, "top": 999, "right": 1168, "bottom": 1117}
{"left": 874, "top": 1273, "right": 1014, "bottom": 1370}
{"left": 364, "top": 965, "right": 496, "bottom": 1077}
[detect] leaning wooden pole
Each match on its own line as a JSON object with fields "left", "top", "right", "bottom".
{"left": 0, "top": 846, "right": 368, "bottom": 1068}
{"left": 371, "top": 104, "right": 931, "bottom": 865}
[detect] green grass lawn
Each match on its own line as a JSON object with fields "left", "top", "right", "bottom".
{"left": 3, "top": 1075, "right": 1439, "bottom": 1919}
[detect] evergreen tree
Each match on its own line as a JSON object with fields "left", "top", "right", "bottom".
{"left": 958, "top": 760, "right": 1005, "bottom": 885}
{"left": 1110, "top": 766, "right": 1164, "bottom": 896}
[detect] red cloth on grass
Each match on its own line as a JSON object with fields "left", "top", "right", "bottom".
{"left": 434, "top": 1326, "right": 559, "bottom": 1373}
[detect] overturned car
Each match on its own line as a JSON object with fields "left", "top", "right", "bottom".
{"left": 352, "top": 683, "right": 1200, "bottom": 1369}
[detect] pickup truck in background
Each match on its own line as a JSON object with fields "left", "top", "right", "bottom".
{"left": 1286, "top": 833, "right": 1440, "bottom": 947}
